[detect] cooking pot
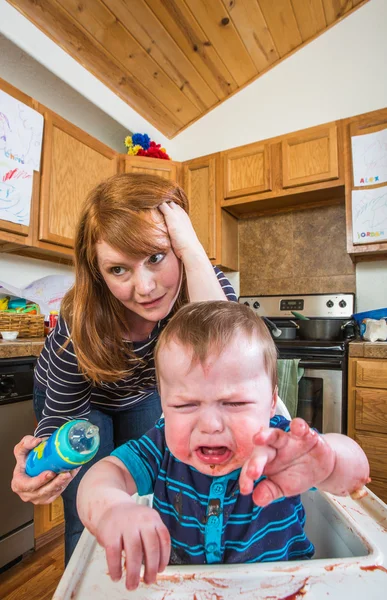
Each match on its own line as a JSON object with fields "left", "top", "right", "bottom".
{"left": 262, "top": 318, "right": 299, "bottom": 340}
{"left": 297, "top": 319, "right": 355, "bottom": 341}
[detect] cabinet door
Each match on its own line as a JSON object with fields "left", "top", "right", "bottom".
{"left": 223, "top": 142, "right": 271, "bottom": 199}
{"left": 124, "top": 156, "right": 180, "bottom": 183}
{"left": 39, "top": 112, "right": 118, "bottom": 248}
{"left": 34, "top": 497, "right": 64, "bottom": 540}
{"left": 183, "top": 156, "right": 217, "bottom": 260}
{"left": 355, "top": 359, "right": 387, "bottom": 390}
{"left": 282, "top": 125, "right": 339, "bottom": 188}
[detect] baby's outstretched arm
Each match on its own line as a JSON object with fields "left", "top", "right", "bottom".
{"left": 239, "top": 418, "right": 370, "bottom": 507}
{"left": 77, "top": 457, "right": 170, "bottom": 590}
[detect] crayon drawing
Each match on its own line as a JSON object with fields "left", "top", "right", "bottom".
{"left": 0, "top": 156, "right": 33, "bottom": 226}
{"left": 0, "top": 89, "right": 44, "bottom": 171}
{"left": 352, "top": 186, "right": 387, "bottom": 244}
{"left": 351, "top": 128, "right": 387, "bottom": 187}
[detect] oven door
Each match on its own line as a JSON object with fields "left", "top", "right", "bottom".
{"left": 296, "top": 357, "right": 345, "bottom": 435}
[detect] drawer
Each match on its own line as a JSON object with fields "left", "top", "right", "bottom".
{"left": 355, "top": 359, "right": 387, "bottom": 389}
{"left": 355, "top": 388, "right": 387, "bottom": 433}
{"left": 355, "top": 432, "right": 387, "bottom": 480}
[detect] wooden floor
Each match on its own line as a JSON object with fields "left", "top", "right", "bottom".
{"left": 0, "top": 536, "right": 64, "bottom": 600}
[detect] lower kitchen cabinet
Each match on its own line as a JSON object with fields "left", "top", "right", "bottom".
{"left": 34, "top": 497, "right": 64, "bottom": 548}
{"left": 348, "top": 356, "right": 387, "bottom": 503}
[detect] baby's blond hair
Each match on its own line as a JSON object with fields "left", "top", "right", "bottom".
{"left": 155, "top": 301, "right": 278, "bottom": 391}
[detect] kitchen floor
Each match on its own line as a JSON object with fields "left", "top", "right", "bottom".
{"left": 0, "top": 536, "right": 64, "bottom": 600}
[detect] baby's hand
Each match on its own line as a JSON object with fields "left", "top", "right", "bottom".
{"left": 239, "top": 418, "right": 336, "bottom": 506}
{"left": 158, "top": 201, "right": 202, "bottom": 260}
{"left": 95, "top": 502, "right": 171, "bottom": 591}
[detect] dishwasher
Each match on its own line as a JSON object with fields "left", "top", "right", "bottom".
{"left": 0, "top": 356, "right": 36, "bottom": 571}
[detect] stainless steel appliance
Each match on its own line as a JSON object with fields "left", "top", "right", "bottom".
{"left": 239, "top": 294, "right": 356, "bottom": 435}
{"left": 0, "top": 356, "right": 36, "bottom": 571}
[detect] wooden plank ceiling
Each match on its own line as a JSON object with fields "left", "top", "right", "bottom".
{"left": 7, "top": 0, "right": 368, "bottom": 139}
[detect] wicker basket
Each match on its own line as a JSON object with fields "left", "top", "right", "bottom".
{"left": 0, "top": 312, "right": 45, "bottom": 338}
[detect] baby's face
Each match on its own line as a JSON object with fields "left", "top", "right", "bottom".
{"left": 159, "top": 333, "right": 277, "bottom": 477}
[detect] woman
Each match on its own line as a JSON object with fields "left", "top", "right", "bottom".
{"left": 11, "top": 173, "right": 236, "bottom": 564}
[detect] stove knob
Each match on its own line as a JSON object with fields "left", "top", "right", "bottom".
{"left": 326, "top": 300, "right": 334, "bottom": 308}
{"left": 253, "top": 301, "right": 260, "bottom": 309}
{"left": 339, "top": 300, "right": 347, "bottom": 308}
{"left": 243, "top": 301, "right": 250, "bottom": 307}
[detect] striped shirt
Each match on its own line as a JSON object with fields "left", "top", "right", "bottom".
{"left": 112, "top": 416, "right": 314, "bottom": 565}
{"left": 34, "top": 267, "right": 236, "bottom": 437}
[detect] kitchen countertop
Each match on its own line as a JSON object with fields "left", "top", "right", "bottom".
{"left": 349, "top": 339, "right": 387, "bottom": 358}
{"left": 2, "top": 338, "right": 386, "bottom": 360}
{"left": 0, "top": 337, "right": 45, "bottom": 359}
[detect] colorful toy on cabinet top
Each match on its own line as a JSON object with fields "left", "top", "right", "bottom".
{"left": 124, "top": 133, "right": 170, "bottom": 160}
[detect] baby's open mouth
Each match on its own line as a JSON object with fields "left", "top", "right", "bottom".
{"left": 195, "top": 446, "right": 232, "bottom": 465}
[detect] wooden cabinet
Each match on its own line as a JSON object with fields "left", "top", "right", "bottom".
{"left": 124, "top": 155, "right": 181, "bottom": 183}
{"left": 282, "top": 124, "right": 339, "bottom": 188}
{"left": 34, "top": 497, "right": 64, "bottom": 548}
{"left": 38, "top": 111, "right": 119, "bottom": 251}
{"left": 183, "top": 154, "right": 238, "bottom": 271}
{"left": 221, "top": 121, "right": 344, "bottom": 218}
{"left": 223, "top": 142, "right": 272, "bottom": 199}
{"left": 344, "top": 107, "right": 387, "bottom": 259}
{"left": 348, "top": 357, "right": 387, "bottom": 503}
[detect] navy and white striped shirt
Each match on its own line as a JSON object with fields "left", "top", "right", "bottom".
{"left": 34, "top": 267, "right": 236, "bottom": 437}
{"left": 112, "top": 416, "right": 314, "bottom": 565}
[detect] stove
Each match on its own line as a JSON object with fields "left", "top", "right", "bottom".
{"left": 238, "top": 293, "right": 356, "bottom": 435}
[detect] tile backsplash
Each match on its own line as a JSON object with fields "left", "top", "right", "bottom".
{"left": 239, "top": 203, "right": 355, "bottom": 296}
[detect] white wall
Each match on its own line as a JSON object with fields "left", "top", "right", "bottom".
{"left": 355, "top": 260, "right": 387, "bottom": 312}
{"left": 0, "top": 254, "right": 73, "bottom": 289}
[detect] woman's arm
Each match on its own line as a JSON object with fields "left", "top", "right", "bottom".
{"left": 159, "top": 202, "right": 233, "bottom": 302}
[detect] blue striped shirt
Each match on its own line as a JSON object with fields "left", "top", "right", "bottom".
{"left": 34, "top": 267, "right": 237, "bottom": 437}
{"left": 112, "top": 416, "right": 315, "bottom": 565}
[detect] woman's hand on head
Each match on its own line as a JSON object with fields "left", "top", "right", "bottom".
{"left": 158, "top": 201, "right": 204, "bottom": 260}
{"left": 11, "top": 435, "right": 80, "bottom": 505}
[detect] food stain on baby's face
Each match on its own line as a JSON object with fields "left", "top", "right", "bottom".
{"left": 159, "top": 333, "right": 277, "bottom": 477}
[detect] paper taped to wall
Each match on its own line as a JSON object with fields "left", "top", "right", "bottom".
{"left": 0, "top": 89, "right": 44, "bottom": 171}
{"left": 0, "top": 156, "right": 33, "bottom": 226}
{"left": 351, "top": 128, "right": 387, "bottom": 187}
{"left": 351, "top": 186, "right": 387, "bottom": 244}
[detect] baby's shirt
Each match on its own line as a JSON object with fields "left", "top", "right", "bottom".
{"left": 111, "top": 416, "right": 314, "bottom": 565}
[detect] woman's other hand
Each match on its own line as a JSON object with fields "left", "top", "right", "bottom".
{"left": 11, "top": 435, "right": 80, "bottom": 505}
{"left": 158, "top": 201, "right": 203, "bottom": 260}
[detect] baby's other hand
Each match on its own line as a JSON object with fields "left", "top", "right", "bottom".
{"left": 95, "top": 502, "right": 171, "bottom": 591}
{"left": 239, "top": 419, "right": 336, "bottom": 506}
{"left": 158, "top": 201, "right": 202, "bottom": 260}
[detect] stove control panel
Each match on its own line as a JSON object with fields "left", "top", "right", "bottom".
{"left": 239, "top": 294, "right": 354, "bottom": 319}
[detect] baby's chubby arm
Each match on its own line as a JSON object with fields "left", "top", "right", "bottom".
{"left": 239, "top": 418, "right": 370, "bottom": 507}
{"left": 77, "top": 456, "right": 171, "bottom": 590}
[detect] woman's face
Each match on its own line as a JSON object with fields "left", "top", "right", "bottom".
{"left": 95, "top": 213, "right": 182, "bottom": 327}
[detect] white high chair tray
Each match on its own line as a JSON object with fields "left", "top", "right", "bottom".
{"left": 53, "top": 489, "right": 387, "bottom": 599}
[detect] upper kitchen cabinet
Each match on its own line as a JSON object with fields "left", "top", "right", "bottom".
{"left": 124, "top": 156, "right": 181, "bottom": 184}
{"left": 183, "top": 154, "right": 238, "bottom": 271}
{"left": 344, "top": 107, "right": 387, "bottom": 260}
{"left": 223, "top": 142, "right": 272, "bottom": 199}
{"left": 281, "top": 124, "right": 339, "bottom": 188}
{"left": 37, "top": 111, "right": 119, "bottom": 253}
{"left": 221, "top": 121, "right": 345, "bottom": 218}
